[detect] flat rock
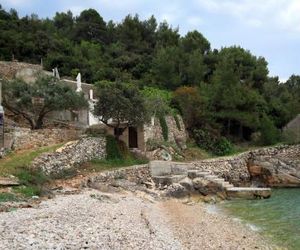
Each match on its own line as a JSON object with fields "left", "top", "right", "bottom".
{"left": 0, "top": 177, "right": 20, "bottom": 186}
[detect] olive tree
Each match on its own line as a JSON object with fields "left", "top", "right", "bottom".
{"left": 3, "top": 76, "right": 88, "bottom": 129}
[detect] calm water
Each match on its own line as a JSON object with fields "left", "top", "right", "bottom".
{"left": 220, "top": 189, "right": 300, "bottom": 249}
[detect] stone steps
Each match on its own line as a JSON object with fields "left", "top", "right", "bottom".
{"left": 190, "top": 169, "right": 270, "bottom": 198}
{"left": 149, "top": 161, "right": 272, "bottom": 199}
{"left": 152, "top": 174, "right": 186, "bottom": 186}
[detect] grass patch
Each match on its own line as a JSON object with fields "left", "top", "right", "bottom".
{"left": 0, "top": 193, "right": 18, "bottom": 203}
{"left": 0, "top": 143, "right": 63, "bottom": 176}
{"left": 14, "top": 185, "right": 42, "bottom": 197}
{"left": 183, "top": 146, "right": 212, "bottom": 161}
{"left": 0, "top": 144, "right": 63, "bottom": 200}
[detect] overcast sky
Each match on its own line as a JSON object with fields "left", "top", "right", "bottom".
{"left": 2, "top": 0, "right": 300, "bottom": 81}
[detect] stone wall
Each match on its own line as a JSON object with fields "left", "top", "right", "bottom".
{"left": 31, "top": 137, "right": 106, "bottom": 176}
{"left": 191, "top": 153, "right": 250, "bottom": 186}
{"left": 6, "top": 127, "right": 83, "bottom": 150}
{"left": 192, "top": 144, "right": 300, "bottom": 187}
{"left": 144, "top": 115, "right": 187, "bottom": 149}
{"left": 84, "top": 164, "right": 150, "bottom": 188}
{"left": 0, "top": 61, "right": 42, "bottom": 80}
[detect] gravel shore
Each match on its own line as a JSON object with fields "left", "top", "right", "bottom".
{"left": 0, "top": 190, "right": 274, "bottom": 249}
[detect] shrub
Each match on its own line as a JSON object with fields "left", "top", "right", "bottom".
{"left": 105, "top": 135, "right": 123, "bottom": 160}
{"left": 193, "top": 128, "right": 215, "bottom": 152}
{"left": 174, "top": 115, "right": 182, "bottom": 131}
{"left": 213, "top": 137, "right": 234, "bottom": 156}
{"left": 193, "top": 128, "right": 233, "bottom": 156}
{"left": 259, "top": 115, "right": 280, "bottom": 146}
{"left": 159, "top": 115, "right": 169, "bottom": 141}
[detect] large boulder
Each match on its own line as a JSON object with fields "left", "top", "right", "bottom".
{"left": 193, "top": 178, "right": 223, "bottom": 195}
{"left": 164, "top": 183, "right": 188, "bottom": 198}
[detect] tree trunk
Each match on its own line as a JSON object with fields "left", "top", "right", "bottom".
{"left": 114, "top": 126, "right": 126, "bottom": 141}
{"left": 33, "top": 113, "right": 46, "bottom": 129}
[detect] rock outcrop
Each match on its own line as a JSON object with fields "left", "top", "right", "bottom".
{"left": 247, "top": 145, "right": 300, "bottom": 187}
{"left": 191, "top": 144, "right": 300, "bottom": 187}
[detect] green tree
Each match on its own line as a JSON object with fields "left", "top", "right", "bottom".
{"left": 173, "top": 86, "right": 207, "bottom": 131}
{"left": 141, "top": 86, "right": 172, "bottom": 117}
{"left": 74, "top": 9, "right": 106, "bottom": 44}
{"left": 2, "top": 76, "right": 88, "bottom": 129}
{"left": 152, "top": 46, "right": 181, "bottom": 90}
{"left": 180, "top": 30, "right": 210, "bottom": 54}
{"left": 93, "top": 81, "right": 148, "bottom": 139}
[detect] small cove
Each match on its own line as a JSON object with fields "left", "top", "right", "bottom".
{"left": 219, "top": 188, "right": 300, "bottom": 249}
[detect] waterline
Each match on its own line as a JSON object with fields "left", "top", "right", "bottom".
{"left": 220, "top": 188, "right": 300, "bottom": 250}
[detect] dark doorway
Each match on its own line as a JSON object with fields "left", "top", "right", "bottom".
{"left": 129, "top": 127, "right": 138, "bottom": 148}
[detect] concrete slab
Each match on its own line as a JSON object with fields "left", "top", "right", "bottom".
{"left": 226, "top": 187, "right": 271, "bottom": 199}
{"left": 149, "top": 161, "right": 172, "bottom": 176}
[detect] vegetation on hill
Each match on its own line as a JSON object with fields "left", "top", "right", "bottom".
{"left": 0, "top": 6, "right": 299, "bottom": 150}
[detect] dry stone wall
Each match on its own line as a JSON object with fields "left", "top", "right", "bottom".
{"left": 85, "top": 165, "right": 150, "bottom": 188}
{"left": 31, "top": 137, "right": 106, "bottom": 176}
{"left": 0, "top": 61, "right": 42, "bottom": 80}
{"left": 144, "top": 115, "right": 187, "bottom": 149}
{"left": 191, "top": 153, "right": 250, "bottom": 186}
{"left": 6, "top": 127, "right": 83, "bottom": 150}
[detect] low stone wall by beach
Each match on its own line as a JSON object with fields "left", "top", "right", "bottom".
{"left": 31, "top": 137, "right": 106, "bottom": 176}
{"left": 85, "top": 165, "right": 150, "bottom": 186}
{"left": 192, "top": 144, "right": 300, "bottom": 187}
{"left": 191, "top": 153, "right": 250, "bottom": 186}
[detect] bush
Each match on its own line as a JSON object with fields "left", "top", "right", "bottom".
{"left": 106, "top": 135, "right": 123, "bottom": 160}
{"left": 259, "top": 115, "right": 280, "bottom": 146}
{"left": 159, "top": 115, "right": 169, "bottom": 141}
{"left": 193, "top": 128, "right": 233, "bottom": 156}
{"left": 213, "top": 137, "right": 234, "bottom": 156}
{"left": 193, "top": 128, "right": 215, "bottom": 152}
{"left": 174, "top": 115, "right": 182, "bottom": 131}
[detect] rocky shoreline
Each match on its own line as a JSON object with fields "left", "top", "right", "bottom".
{"left": 0, "top": 189, "right": 275, "bottom": 249}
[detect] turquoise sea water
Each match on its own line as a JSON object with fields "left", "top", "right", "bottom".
{"left": 220, "top": 189, "right": 300, "bottom": 249}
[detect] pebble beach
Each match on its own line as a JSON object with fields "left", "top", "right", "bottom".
{"left": 0, "top": 190, "right": 274, "bottom": 250}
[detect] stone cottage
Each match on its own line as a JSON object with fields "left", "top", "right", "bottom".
{"left": 0, "top": 61, "right": 187, "bottom": 152}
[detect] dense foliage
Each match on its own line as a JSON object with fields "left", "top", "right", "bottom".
{"left": 2, "top": 76, "right": 88, "bottom": 129}
{"left": 0, "top": 6, "right": 299, "bottom": 148}
{"left": 93, "top": 81, "right": 148, "bottom": 138}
